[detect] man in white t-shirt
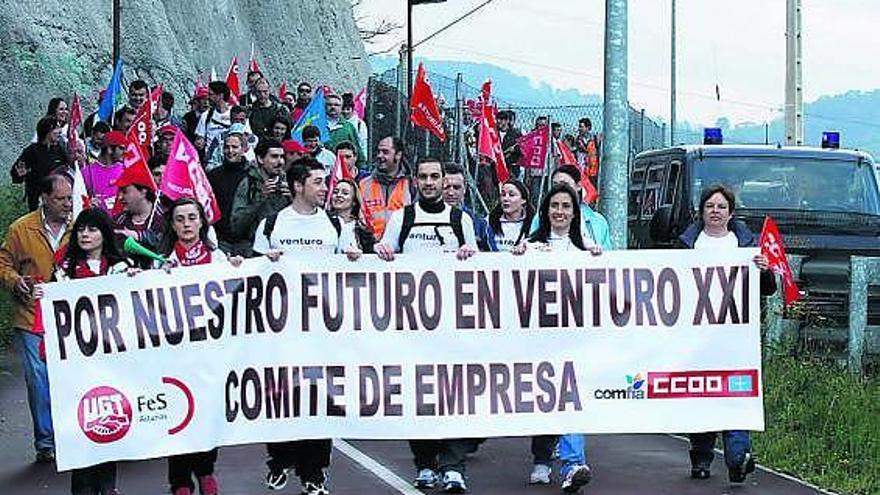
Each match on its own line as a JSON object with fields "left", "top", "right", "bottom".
{"left": 254, "top": 157, "right": 358, "bottom": 495}
{"left": 374, "top": 158, "right": 477, "bottom": 493}
{"left": 195, "top": 81, "right": 233, "bottom": 164}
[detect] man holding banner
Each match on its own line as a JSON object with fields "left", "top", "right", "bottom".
{"left": 254, "top": 157, "right": 360, "bottom": 495}
{"left": 375, "top": 158, "right": 478, "bottom": 493}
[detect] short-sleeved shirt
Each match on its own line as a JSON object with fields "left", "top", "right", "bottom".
{"left": 381, "top": 202, "right": 476, "bottom": 254}
{"left": 252, "top": 207, "right": 344, "bottom": 255}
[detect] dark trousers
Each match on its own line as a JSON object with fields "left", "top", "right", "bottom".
{"left": 168, "top": 449, "right": 218, "bottom": 491}
{"left": 266, "top": 439, "right": 332, "bottom": 484}
{"left": 70, "top": 462, "right": 117, "bottom": 495}
{"left": 531, "top": 435, "right": 558, "bottom": 465}
{"left": 689, "top": 431, "right": 751, "bottom": 469}
{"left": 409, "top": 440, "right": 440, "bottom": 471}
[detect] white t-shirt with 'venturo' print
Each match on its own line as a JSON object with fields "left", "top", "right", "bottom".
{"left": 253, "top": 207, "right": 347, "bottom": 254}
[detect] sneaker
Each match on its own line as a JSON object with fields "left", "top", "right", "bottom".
{"left": 561, "top": 464, "right": 592, "bottom": 493}
{"left": 173, "top": 489, "right": 192, "bottom": 495}
{"left": 413, "top": 468, "right": 439, "bottom": 489}
{"left": 690, "top": 460, "right": 711, "bottom": 479}
{"left": 728, "top": 452, "right": 756, "bottom": 483}
{"left": 34, "top": 449, "right": 55, "bottom": 463}
{"left": 529, "top": 464, "right": 552, "bottom": 485}
{"left": 301, "top": 481, "right": 330, "bottom": 495}
{"left": 442, "top": 471, "right": 467, "bottom": 493}
{"left": 198, "top": 474, "right": 219, "bottom": 495}
{"left": 266, "top": 467, "right": 290, "bottom": 490}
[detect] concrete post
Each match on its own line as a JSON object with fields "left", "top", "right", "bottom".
{"left": 599, "top": 0, "right": 629, "bottom": 249}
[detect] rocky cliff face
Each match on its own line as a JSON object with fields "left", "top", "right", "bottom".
{"left": 0, "top": 0, "right": 368, "bottom": 168}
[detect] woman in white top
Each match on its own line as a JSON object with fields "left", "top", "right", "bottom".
{"left": 328, "top": 177, "right": 376, "bottom": 253}
{"left": 157, "top": 198, "right": 242, "bottom": 495}
{"left": 514, "top": 183, "right": 602, "bottom": 256}
{"left": 486, "top": 179, "right": 534, "bottom": 252}
{"left": 675, "top": 184, "right": 774, "bottom": 483}
{"left": 511, "top": 183, "right": 599, "bottom": 492}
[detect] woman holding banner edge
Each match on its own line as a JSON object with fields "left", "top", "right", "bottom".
{"left": 157, "top": 198, "right": 244, "bottom": 495}
{"left": 39, "top": 207, "right": 136, "bottom": 495}
{"left": 674, "top": 184, "right": 775, "bottom": 483}
{"left": 512, "top": 183, "right": 600, "bottom": 493}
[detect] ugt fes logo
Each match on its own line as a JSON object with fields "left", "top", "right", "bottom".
{"left": 78, "top": 386, "right": 132, "bottom": 443}
{"left": 77, "top": 377, "right": 195, "bottom": 444}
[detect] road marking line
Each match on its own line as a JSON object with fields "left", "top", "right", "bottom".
{"left": 667, "top": 435, "right": 840, "bottom": 495}
{"left": 334, "top": 439, "right": 423, "bottom": 495}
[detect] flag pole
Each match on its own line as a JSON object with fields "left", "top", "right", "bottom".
{"left": 537, "top": 116, "right": 552, "bottom": 207}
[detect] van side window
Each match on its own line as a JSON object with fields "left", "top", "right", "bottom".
{"left": 664, "top": 161, "right": 681, "bottom": 206}
{"left": 629, "top": 161, "right": 648, "bottom": 219}
{"left": 641, "top": 164, "right": 666, "bottom": 218}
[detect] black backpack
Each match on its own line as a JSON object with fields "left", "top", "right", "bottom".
{"left": 397, "top": 204, "right": 466, "bottom": 251}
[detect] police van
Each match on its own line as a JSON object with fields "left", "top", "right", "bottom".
{"left": 628, "top": 142, "right": 880, "bottom": 328}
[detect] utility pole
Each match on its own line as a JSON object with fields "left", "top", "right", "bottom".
{"left": 112, "top": 0, "right": 121, "bottom": 66}
{"left": 784, "top": 0, "right": 803, "bottom": 146}
{"left": 670, "top": 0, "right": 676, "bottom": 146}
{"left": 407, "top": 0, "right": 414, "bottom": 105}
{"left": 599, "top": 0, "right": 629, "bottom": 250}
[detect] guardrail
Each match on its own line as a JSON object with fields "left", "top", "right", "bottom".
{"left": 764, "top": 254, "right": 879, "bottom": 375}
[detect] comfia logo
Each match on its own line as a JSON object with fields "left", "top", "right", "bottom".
{"left": 594, "top": 373, "right": 646, "bottom": 400}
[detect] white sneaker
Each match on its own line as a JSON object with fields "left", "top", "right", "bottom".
{"left": 413, "top": 468, "right": 439, "bottom": 489}
{"left": 529, "top": 463, "right": 552, "bottom": 484}
{"left": 442, "top": 470, "right": 467, "bottom": 493}
{"left": 561, "top": 464, "right": 592, "bottom": 493}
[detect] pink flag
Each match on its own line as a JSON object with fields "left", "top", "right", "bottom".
{"left": 517, "top": 126, "right": 550, "bottom": 170}
{"left": 149, "top": 84, "right": 163, "bottom": 115}
{"left": 67, "top": 93, "right": 82, "bottom": 145}
{"left": 353, "top": 87, "right": 367, "bottom": 120}
{"left": 160, "top": 129, "right": 222, "bottom": 224}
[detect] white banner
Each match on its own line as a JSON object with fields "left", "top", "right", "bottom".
{"left": 41, "top": 249, "right": 763, "bottom": 470}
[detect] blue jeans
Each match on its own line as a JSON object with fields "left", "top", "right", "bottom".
{"left": 558, "top": 434, "right": 588, "bottom": 477}
{"left": 13, "top": 329, "right": 54, "bottom": 452}
{"left": 689, "top": 431, "right": 751, "bottom": 469}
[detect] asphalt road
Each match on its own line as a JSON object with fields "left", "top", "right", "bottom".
{"left": 0, "top": 350, "right": 826, "bottom": 495}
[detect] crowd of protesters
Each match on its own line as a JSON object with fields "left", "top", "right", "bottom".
{"left": 0, "top": 68, "right": 769, "bottom": 495}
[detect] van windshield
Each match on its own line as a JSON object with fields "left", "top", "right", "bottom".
{"left": 692, "top": 155, "right": 880, "bottom": 215}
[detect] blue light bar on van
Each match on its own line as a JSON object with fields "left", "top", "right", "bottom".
{"left": 822, "top": 131, "right": 840, "bottom": 149}
{"left": 704, "top": 128, "right": 723, "bottom": 145}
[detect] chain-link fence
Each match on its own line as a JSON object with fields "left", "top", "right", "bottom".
{"left": 366, "top": 66, "right": 668, "bottom": 165}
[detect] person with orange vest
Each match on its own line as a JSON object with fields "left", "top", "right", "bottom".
{"left": 358, "top": 136, "right": 414, "bottom": 239}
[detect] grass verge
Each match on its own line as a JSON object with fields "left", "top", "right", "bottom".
{"left": 757, "top": 355, "right": 879, "bottom": 495}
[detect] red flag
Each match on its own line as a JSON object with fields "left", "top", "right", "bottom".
{"left": 225, "top": 56, "right": 241, "bottom": 105}
{"left": 160, "top": 129, "right": 222, "bottom": 224}
{"left": 248, "top": 42, "right": 261, "bottom": 74}
{"left": 195, "top": 73, "right": 207, "bottom": 94}
{"left": 149, "top": 84, "right": 163, "bottom": 115}
{"left": 759, "top": 216, "right": 801, "bottom": 305}
{"left": 126, "top": 99, "right": 153, "bottom": 162}
{"left": 354, "top": 87, "right": 367, "bottom": 120}
{"left": 517, "top": 126, "right": 550, "bottom": 170}
{"left": 326, "top": 150, "right": 355, "bottom": 208}
{"left": 558, "top": 140, "right": 598, "bottom": 203}
{"left": 278, "top": 81, "right": 288, "bottom": 101}
{"left": 410, "top": 63, "right": 446, "bottom": 141}
{"left": 477, "top": 81, "right": 509, "bottom": 183}
{"left": 67, "top": 93, "right": 82, "bottom": 145}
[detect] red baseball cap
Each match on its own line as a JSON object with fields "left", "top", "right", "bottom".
{"left": 282, "top": 140, "right": 308, "bottom": 154}
{"left": 159, "top": 124, "right": 178, "bottom": 136}
{"left": 104, "top": 131, "right": 128, "bottom": 147}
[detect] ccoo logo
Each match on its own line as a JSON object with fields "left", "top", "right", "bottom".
{"left": 77, "top": 386, "right": 132, "bottom": 443}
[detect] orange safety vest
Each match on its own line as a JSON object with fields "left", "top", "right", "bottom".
{"left": 359, "top": 175, "right": 412, "bottom": 239}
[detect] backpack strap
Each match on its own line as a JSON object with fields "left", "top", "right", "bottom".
{"left": 450, "top": 207, "right": 466, "bottom": 247}
{"left": 397, "top": 205, "right": 416, "bottom": 251}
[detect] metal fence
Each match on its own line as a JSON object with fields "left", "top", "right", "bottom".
{"left": 365, "top": 66, "right": 667, "bottom": 170}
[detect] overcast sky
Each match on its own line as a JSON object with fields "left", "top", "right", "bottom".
{"left": 357, "top": 0, "right": 880, "bottom": 127}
